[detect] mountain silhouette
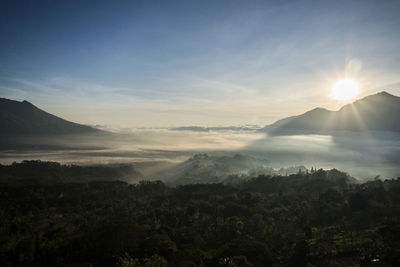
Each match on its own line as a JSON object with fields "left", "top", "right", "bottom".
{"left": 262, "top": 91, "right": 400, "bottom": 135}
{"left": 0, "top": 98, "right": 101, "bottom": 136}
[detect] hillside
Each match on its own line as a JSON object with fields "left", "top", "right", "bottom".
{"left": 0, "top": 98, "right": 101, "bottom": 136}
{"left": 150, "top": 153, "right": 308, "bottom": 185}
{"left": 262, "top": 91, "right": 400, "bottom": 135}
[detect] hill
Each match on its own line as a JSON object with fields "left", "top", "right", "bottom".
{"left": 150, "top": 153, "right": 308, "bottom": 185}
{"left": 262, "top": 91, "right": 400, "bottom": 135}
{"left": 0, "top": 98, "right": 101, "bottom": 136}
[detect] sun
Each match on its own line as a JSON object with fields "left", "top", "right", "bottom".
{"left": 330, "top": 79, "right": 359, "bottom": 101}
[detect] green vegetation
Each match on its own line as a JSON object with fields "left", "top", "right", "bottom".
{"left": 1, "top": 161, "right": 399, "bottom": 266}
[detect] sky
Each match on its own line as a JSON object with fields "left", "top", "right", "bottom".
{"left": 1, "top": 0, "right": 400, "bottom": 127}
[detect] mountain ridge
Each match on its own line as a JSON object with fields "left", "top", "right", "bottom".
{"left": 262, "top": 91, "right": 400, "bottom": 135}
{"left": 0, "top": 97, "right": 102, "bottom": 136}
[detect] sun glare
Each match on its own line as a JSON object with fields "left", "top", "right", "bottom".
{"left": 330, "top": 79, "right": 359, "bottom": 101}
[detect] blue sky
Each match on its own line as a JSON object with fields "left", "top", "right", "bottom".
{"left": 1, "top": 0, "right": 400, "bottom": 127}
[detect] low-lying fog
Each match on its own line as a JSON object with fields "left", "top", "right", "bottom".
{"left": 1, "top": 128, "right": 399, "bottom": 181}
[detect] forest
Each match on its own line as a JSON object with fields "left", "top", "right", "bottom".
{"left": 1, "top": 161, "right": 400, "bottom": 266}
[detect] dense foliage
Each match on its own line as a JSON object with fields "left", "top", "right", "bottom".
{"left": 1, "top": 161, "right": 400, "bottom": 266}
{"left": 0, "top": 160, "right": 142, "bottom": 183}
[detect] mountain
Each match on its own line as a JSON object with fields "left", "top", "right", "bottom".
{"left": 262, "top": 91, "right": 400, "bottom": 135}
{"left": 0, "top": 98, "right": 101, "bottom": 136}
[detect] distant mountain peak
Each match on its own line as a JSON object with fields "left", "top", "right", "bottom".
{"left": 376, "top": 91, "right": 395, "bottom": 96}
{"left": 306, "top": 107, "right": 330, "bottom": 113}
{"left": 343, "top": 91, "right": 400, "bottom": 110}
{"left": 262, "top": 91, "right": 400, "bottom": 134}
{"left": 357, "top": 91, "right": 398, "bottom": 102}
{"left": 0, "top": 97, "right": 102, "bottom": 136}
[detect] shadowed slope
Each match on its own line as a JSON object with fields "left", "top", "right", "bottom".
{"left": 262, "top": 91, "right": 400, "bottom": 135}
{"left": 0, "top": 98, "right": 101, "bottom": 136}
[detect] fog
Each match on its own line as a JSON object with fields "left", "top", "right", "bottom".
{"left": 242, "top": 132, "right": 400, "bottom": 179}
{"left": 0, "top": 128, "right": 399, "bottom": 181}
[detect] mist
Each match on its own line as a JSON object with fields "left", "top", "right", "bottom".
{"left": 1, "top": 128, "right": 399, "bottom": 182}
